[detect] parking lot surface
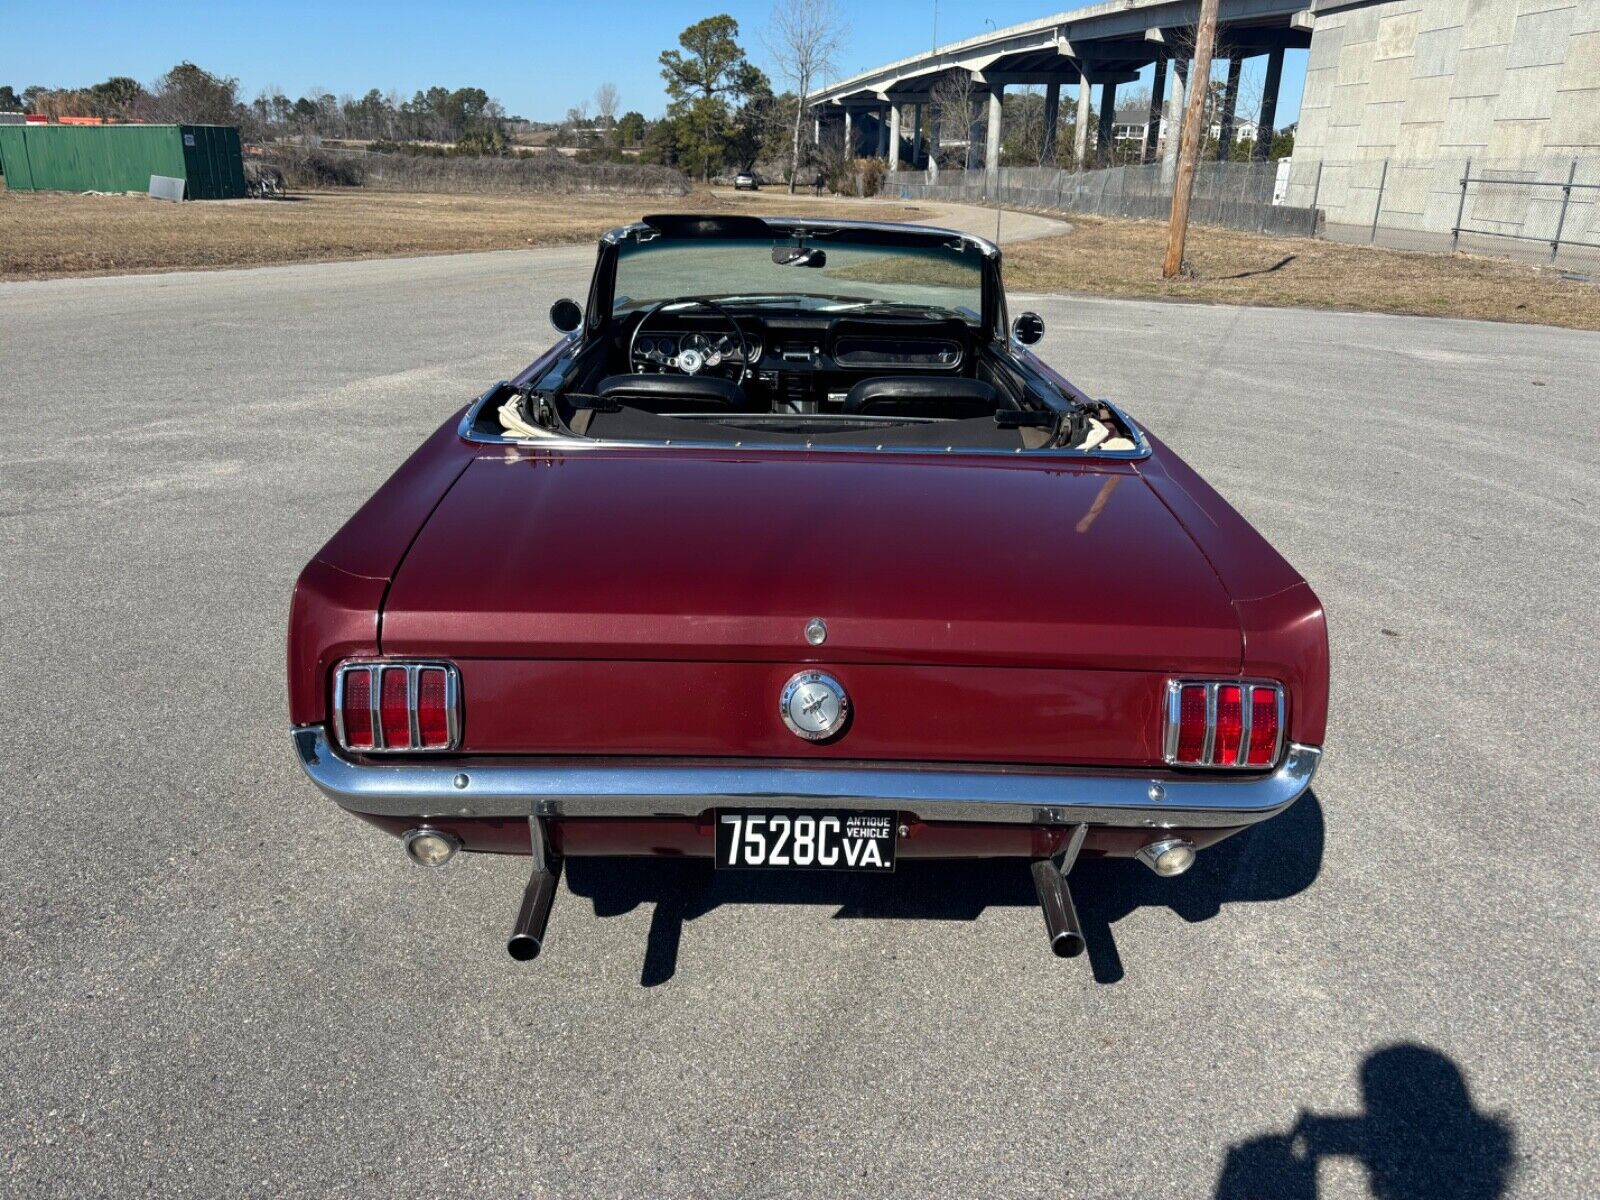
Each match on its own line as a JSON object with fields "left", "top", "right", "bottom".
{"left": 3, "top": 244, "right": 1597, "bottom": 1198}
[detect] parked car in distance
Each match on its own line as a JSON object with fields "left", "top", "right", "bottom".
{"left": 734, "top": 171, "right": 758, "bottom": 190}
{"left": 288, "top": 214, "right": 1329, "bottom": 964}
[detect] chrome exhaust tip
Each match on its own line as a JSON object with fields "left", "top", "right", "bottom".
{"left": 506, "top": 857, "right": 561, "bottom": 962}
{"left": 1136, "top": 838, "right": 1197, "bottom": 877}
{"left": 1031, "top": 859, "right": 1086, "bottom": 959}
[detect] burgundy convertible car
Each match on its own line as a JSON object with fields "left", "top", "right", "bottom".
{"left": 289, "top": 214, "right": 1328, "bottom": 962}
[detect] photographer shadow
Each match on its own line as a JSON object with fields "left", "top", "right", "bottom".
{"left": 562, "top": 790, "right": 1323, "bottom": 987}
{"left": 1215, "top": 1043, "right": 1515, "bottom": 1200}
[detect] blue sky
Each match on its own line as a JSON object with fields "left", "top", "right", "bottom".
{"left": 2, "top": 1, "right": 1306, "bottom": 127}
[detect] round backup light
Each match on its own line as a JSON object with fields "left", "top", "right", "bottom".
{"left": 403, "top": 828, "right": 460, "bottom": 868}
{"left": 1137, "top": 838, "right": 1197, "bottom": 877}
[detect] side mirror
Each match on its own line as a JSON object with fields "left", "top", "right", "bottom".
{"left": 1012, "top": 311, "right": 1045, "bottom": 345}
{"left": 550, "top": 298, "right": 583, "bottom": 333}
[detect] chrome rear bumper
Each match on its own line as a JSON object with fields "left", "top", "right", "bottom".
{"left": 291, "top": 726, "right": 1320, "bottom": 830}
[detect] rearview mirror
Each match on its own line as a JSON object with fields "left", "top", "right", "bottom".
{"left": 1012, "top": 311, "right": 1045, "bottom": 345}
{"left": 550, "top": 298, "right": 583, "bottom": 333}
{"left": 771, "top": 245, "right": 826, "bottom": 268}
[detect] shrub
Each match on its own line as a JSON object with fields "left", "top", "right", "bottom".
{"left": 856, "top": 157, "right": 885, "bottom": 198}
{"left": 251, "top": 144, "right": 690, "bottom": 196}
{"left": 261, "top": 144, "right": 367, "bottom": 188}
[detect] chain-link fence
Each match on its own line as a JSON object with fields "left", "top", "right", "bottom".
{"left": 890, "top": 154, "right": 1600, "bottom": 275}
{"left": 891, "top": 160, "right": 1317, "bottom": 237}
{"left": 1287, "top": 156, "right": 1600, "bottom": 272}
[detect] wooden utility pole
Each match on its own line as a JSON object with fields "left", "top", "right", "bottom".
{"left": 1163, "top": 0, "right": 1220, "bottom": 278}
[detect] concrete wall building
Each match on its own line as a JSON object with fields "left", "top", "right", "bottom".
{"left": 1296, "top": 0, "right": 1600, "bottom": 165}
{"left": 1287, "top": 0, "right": 1600, "bottom": 245}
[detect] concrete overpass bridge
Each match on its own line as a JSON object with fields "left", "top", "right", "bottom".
{"left": 806, "top": 0, "right": 1316, "bottom": 176}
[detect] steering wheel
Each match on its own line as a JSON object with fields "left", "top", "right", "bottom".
{"left": 628, "top": 298, "right": 752, "bottom": 389}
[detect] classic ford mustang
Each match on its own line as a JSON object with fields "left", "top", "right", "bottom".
{"left": 288, "top": 213, "right": 1328, "bottom": 962}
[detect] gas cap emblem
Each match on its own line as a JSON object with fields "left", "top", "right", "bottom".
{"left": 780, "top": 671, "right": 850, "bottom": 742}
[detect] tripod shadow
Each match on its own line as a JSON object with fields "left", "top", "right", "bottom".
{"left": 563, "top": 790, "right": 1324, "bottom": 987}
{"left": 1215, "top": 1044, "right": 1516, "bottom": 1200}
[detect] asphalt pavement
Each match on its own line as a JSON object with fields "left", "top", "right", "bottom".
{"left": 2, "top": 216, "right": 1597, "bottom": 1198}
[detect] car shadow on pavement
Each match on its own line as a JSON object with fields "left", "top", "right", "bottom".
{"left": 1214, "top": 1043, "right": 1515, "bottom": 1200}
{"left": 563, "top": 790, "right": 1324, "bottom": 987}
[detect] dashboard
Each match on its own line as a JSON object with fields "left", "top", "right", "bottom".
{"left": 626, "top": 313, "right": 972, "bottom": 387}
{"left": 633, "top": 331, "right": 764, "bottom": 372}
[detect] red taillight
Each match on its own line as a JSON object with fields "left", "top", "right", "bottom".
{"left": 1167, "top": 680, "right": 1283, "bottom": 768}
{"left": 417, "top": 667, "right": 450, "bottom": 748}
{"left": 1214, "top": 685, "right": 1244, "bottom": 766}
{"left": 341, "top": 667, "right": 374, "bottom": 749}
{"left": 1247, "top": 686, "right": 1280, "bottom": 767}
{"left": 1176, "top": 684, "right": 1207, "bottom": 762}
{"left": 380, "top": 667, "right": 410, "bottom": 748}
{"left": 335, "top": 661, "right": 459, "bottom": 752}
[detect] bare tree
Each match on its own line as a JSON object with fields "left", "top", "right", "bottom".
{"left": 930, "top": 70, "right": 982, "bottom": 171}
{"left": 764, "top": 0, "right": 847, "bottom": 193}
{"left": 1003, "top": 85, "right": 1044, "bottom": 166}
{"left": 594, "top": 82, "right": 619, "bottom": 129}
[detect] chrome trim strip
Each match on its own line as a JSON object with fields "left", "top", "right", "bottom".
{"left": 1162, "top": 680, "right": 1181, "bottom": 763}
{"left": 406, "top": 665, "right": 422, "bottom": 750}
{"left": 600, "top": 216, "right": 1001, "bottom": 259}
{"left": 1202, "top": 683, "right": 1218, "bottom": 767}
{"left": 1237, "top": 687, "right": 1253, "bottom": 769}
{"left": 1272, "top": 687, "right": 1286, "bottom": 768}
{"left": 332, "top": 665, "right": 351, "bottom": 749}
{"left": 290, "top": 726, "right": 1320, "bottom": 830}
{"left": 456, "top": 385, "right": 1152, "bottom": 461}
{"left": 370, "top": 666, "right": 385, "bottom": 751}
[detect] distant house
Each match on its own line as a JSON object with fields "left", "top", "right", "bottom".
{"left": 1109, "top": 102, "right": 1261, "bottom": 148}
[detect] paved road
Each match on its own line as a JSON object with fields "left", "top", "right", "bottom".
{"left": 3, "top": 233, "right": 1597, "bottom": 1199}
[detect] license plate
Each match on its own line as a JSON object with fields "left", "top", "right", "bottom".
{"left": 715, "top": 809, "right": 897, "bottom": 871}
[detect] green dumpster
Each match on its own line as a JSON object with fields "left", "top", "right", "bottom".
{"left": 0, "top": 123, "right": 247, "bottom": 199}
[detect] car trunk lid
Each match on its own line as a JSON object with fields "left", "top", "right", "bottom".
{"left": 381, "top": 448, "right": 1241, "bottom": 672}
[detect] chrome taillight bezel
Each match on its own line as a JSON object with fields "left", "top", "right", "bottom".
{"left": 1163, "top": 679, "right": 1284, "bottom": 769}
{"left": 333, "top": 660, "right": 461, "bottom": 753}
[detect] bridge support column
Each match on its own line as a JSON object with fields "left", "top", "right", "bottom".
{"left": 1097, "top": 80, "right": 1118, "bottom": 162}
{"left": 1041, "top": 80, "right": 1061, "bottom": 165}
{"left": 844, "top": 108, "right": 854, "bottom": 156}
{"left": 967, "top": 94, "right": 984, "bottom": 171}
{"left": 913, "top": 103, "right": 923, "bottom": 167}
{"left": 928, "top": 105, "right": 941, "bottom": 166}
{"left": 985, "top": 85, "right": 1004, "bottom": 178}
{"left": 1218, "top": 58, "right": 1242, "bottom": 160}
{"left": 877, "top": 106, "right": 890, "bottom": 157}
{"left": 1254, "top": 46, "right": 1284, "bottom": 161}
{"left": 1144, "top": 56, "right": 1167, "bottom": 164}
{"left": 1073, "top": 77, "right": 1091, "bottom": 167}
{"left": 1161, "top": 57, "right": 1189, "bottom": 185}
{"left": 889, "top": 104, "right": 902, "bottom": 171}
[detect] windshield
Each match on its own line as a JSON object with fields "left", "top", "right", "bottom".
{"left": 614, "top": 236, "right": 984, "bottom": 320}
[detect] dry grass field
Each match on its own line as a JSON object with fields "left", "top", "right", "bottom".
{"left": 1001, "top": 214, "right": 1600, "bottom": 332}
{"left": 3, "top": 179, "right": 1596, "bottom": 331}
{"left": 0, "top": 185, "right": 927, "bottom": 280}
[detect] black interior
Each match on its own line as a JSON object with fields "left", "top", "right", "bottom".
{"left": 842, "top": 376, "right": 1006, "bottom": 419}
{"left": 479, "top": 296, "right": 1102, "bottom": 451}
{"left": 596, "top": 373, "right": 743, "bottom": 412}
{"left": 582, "top": 307, "right": 1040, "bottom": 441}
